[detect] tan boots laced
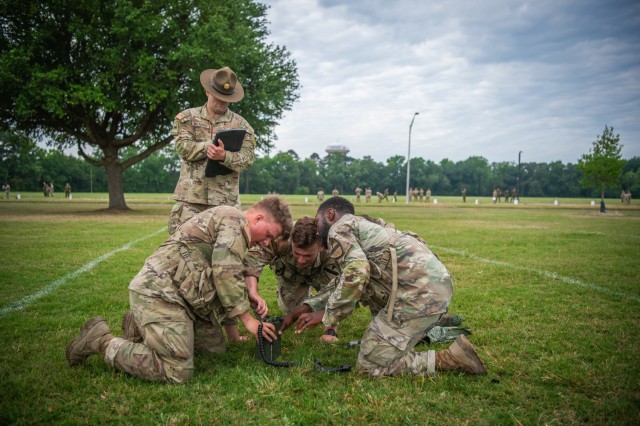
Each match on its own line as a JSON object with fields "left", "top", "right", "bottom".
{"left": 66, "top": 317, "right": 114, "bottom": 366}
{"left": 436, "top": 335, "right": 487, "bottom": 375}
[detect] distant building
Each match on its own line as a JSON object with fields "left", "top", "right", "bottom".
{"left": 326, "top": 144, "right": 350, "bottom": 155}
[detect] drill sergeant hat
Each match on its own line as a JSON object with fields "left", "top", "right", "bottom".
{"left": 200, "top": 67, "right": 244, "bottom": 103}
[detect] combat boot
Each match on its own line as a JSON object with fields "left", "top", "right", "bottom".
{"left": 66, "top": 317, "right": 114, "bottom": 366}
{"left": 121, "top": 311, "right": 141, "bottom": 342}
{"left": 435, "top": 335, "right": 487, "bottom": 375}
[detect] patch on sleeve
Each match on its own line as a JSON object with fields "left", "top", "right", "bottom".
{"left": 175, "top": 111, "right": 191, "bottom": 123}
{"left": 328, "top": 239, "right": 345, "bottom": 259}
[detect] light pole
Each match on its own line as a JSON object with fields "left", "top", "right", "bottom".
{"left": 516, "top": 150, "right": 522, "bottom": 202}
{"left": 405, "top": 112, "right": 419, "bottom": 204}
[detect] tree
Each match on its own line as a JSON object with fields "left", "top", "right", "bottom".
{"left": 578, "top": 125, "right": 625, "bottom": 210}
{"left": 0, "top": 0, "right": 299, "bottom": 209}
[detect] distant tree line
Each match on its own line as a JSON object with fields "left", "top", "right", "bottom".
{"left": 2, "top": 133, "right": 639, "bottom": 198}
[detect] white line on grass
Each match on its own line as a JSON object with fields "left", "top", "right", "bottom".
{"left": 0, "top": 227, "right": 166, "bottom": 318}
{"left": 431, "top": 245, "right": 640, "bottom": 303}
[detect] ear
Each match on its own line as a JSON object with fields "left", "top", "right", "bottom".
{"left": 326, "top": 208, "right": 336, "bottom": 222}
{"left": 254, "top": 213, "right": 264, "bottom": 223}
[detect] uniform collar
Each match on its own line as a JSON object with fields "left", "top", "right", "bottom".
{"left": 199, "top": 103, "right": 232, "bottom": 124}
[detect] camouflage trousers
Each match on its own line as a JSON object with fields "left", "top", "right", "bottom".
{"left": 356, "top": 310, "right": 441, "bottom": 377}
{"left": 104, "top": 291, "right": 226, "bottom": 383}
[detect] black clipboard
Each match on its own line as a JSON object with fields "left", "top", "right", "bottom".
{"left": 204, "top": 129, "right": 247, "bottom": 177}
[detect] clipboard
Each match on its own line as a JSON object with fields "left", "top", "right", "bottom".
{"left": 204, "top": 129, "right": 247, "bottom": 177}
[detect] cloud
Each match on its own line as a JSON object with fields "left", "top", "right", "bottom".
{"left": 260, "top": 0, "right": 640, "bottom": 163}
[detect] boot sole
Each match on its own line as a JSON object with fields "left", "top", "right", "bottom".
{"left": 456, "top": 335, "right": 487, "bottom": 375}
{"left": 66, "top": 316, "right": 106, "bottom": 366}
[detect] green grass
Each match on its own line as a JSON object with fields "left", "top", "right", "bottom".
{"left": 1, "top": 194, "right": 639, "bottom": 424}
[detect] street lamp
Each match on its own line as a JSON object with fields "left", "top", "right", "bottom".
{"left": 405, "top": 112, "right": 419, "bottom": 204}
{"left": 516, "top": 150, "right": 522, "bottom": 202}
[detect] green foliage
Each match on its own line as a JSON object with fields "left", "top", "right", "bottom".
{"left": 578, "top": 125, "right": 625, "bottom": 200}
{"left": 0, "top": 0, "right": 299, "bottom": 208}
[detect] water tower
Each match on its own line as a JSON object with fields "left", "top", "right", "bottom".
{"left": 325, "top": 144, "right": 350, "bottom": 155}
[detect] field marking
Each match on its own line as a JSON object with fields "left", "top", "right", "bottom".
{"left": 0, "top": 227, "right": 166, "bottom": 318}
{"left": 431, "top": 245, "right": 640, "bottom": 303}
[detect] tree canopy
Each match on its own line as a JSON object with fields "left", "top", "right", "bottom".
{"left": 0, "top": 0, "right": 299, "bottom": 209}
{"left": 578, "top": 125, "right": 625, "bottom": 205}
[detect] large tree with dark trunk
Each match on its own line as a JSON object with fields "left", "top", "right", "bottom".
{"left": 0, "top": 0, "right": 299, "bottom": 209}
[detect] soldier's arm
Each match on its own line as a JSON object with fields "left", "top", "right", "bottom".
{"left": 211, "top": 216, "right": 251, "bottom": 319}
{"left": 322, "top": 232, "right": 370, "bottom": 327}
{"left": 173, "top": 113, "right": 210, "bottom": 162}
{"left": 304, "top": 277, "right": 338, "bottom": 312}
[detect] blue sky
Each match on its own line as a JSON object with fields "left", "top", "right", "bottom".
{"left": 259, "top": 0, "right": 640, "bottom": 164}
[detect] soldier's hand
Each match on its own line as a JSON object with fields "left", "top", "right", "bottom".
{"left": 295, "top": 311, "right": 323, "bottom": 334}
{"left": 246, "top": 318, "right": 276, "bottom": 343}
{"left": 280, "top": 304, "right": 312, "bottom": 334}
{"left": 207, "top": 139, "right": 226, "bottom": 161}
{"left": 249, "top": 293, "right": 268, "bottom": 318}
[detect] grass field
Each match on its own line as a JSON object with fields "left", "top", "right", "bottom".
{"left": 1, "top": 193, "right": 639, "bottom": 425}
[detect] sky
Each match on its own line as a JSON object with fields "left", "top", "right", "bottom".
{"left": 258, "top": 0, "right": 640, "bottom": 164}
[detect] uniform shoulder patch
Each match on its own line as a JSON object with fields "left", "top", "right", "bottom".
{"left": 328, "top": 239, "right": 344, "bottom": 259}
{"left": 175, "top": 111, "right": 191, "bottom": 122}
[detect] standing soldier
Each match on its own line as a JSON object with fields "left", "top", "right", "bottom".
{"left": 418, "top": 188, "right": 424, "bottom": 202}
{"left": 64, "top": 183, "right": 71, "bottom": 199}
{"left": 365, "top": 187, "right": 372, "bottom": 203}
{"left": 355, "top": 186, "right": 362, "bottom": 203}
{"left": 425, "top": 188, "right": 431, "bottom": 203}
{"left": 283, "top": 197, "right": 487, "bottom": 378}
{"left": 332, "top": 188, "right": 340, "bottom": 197}
{"left": 317, "top": 189, "right": 325, "bottom": 203}
{"left": 67, "top": 197, "right": 292, "bottom": 383}
{"left": 4, "top": 183, "right": 9, "bottom": 199}
{"left": 461, "top": 187, "right": 467, "bottom": 203}
{"left": 496, "top": 187, "right": 501, "bottom": 203}
{"left": 168, "top": 66, "right": 256, "bottom": 235}
{"left": 393, "top": 190, "right": 398, "bottom": 203}
{"left": 492, "top": 188, "right": 498, "bottom": 204}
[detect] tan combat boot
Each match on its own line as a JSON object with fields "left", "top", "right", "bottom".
{"left": 66, "top": 317, "right": 114, "bottom": 366}
{"left": 121, "top": 311, "right": 141, "bottom": 343}
{"left": 435, "top": 335, "right": 487, "bottom": 375}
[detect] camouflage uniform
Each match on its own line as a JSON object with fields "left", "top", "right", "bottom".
{"left": 168, "top": 104, "right": 256, "bottom": 234}
{"left": 355, "top": 187, "right": 362, "bottom": 203}
{"left": 243, "top": 241, "right": 339, "bottom": 314}
{"left": 317, "top": 190, "right": 325, "bottom": 203}
{"left": 104, "top": 206, "right": 251, "bottom": 383}
{"left": 319, "top": 214, "right": 453, "bottom": 377}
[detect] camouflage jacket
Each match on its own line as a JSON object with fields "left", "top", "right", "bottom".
{"left": 129, "top": 206, "right": 251, "bottom": 322}
{"left": 322, "top": 214, "right": 453, "bottom": 327}
{"left": 172, "top": 104, "right": 256, "bottom": 207}
{"left": 243, "top": 240, "right": 340, "bottom": 311}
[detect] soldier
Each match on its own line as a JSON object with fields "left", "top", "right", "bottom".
{"left": 168, "top": 66, "right": 256, "bottom": 235}
{"left": 492, "top": 188, "right": 498, "bottom": 204}
{"left": 419, "top": 188, "right": 424, "bottom": 202}
{"left": 282, "top": 197, "right": 486, "bottom": 377}
{"left": 365, "top": 187, "right": 372, "bottom": 203}
{"left": 461, "top": 187, "right": 467, "bottom": 203}
{"left": 66, "top": 197, "right": 293, "bottom": 383}
{"left": 243, "top": 217, "right": 340, "bottom": 343}
{"left": 393, "top": 190, "right": 398, "bottom": 203}
{"left": 317, "top": 189, "right": 325, "bottom": 203}
{"left": 64, "top": 183, "right": 71, "bottom": 199}
{"left": 355, "top": 186, "right": 362, "bottom": 203}
{"left": 3, "top": 183, "right": 9, "bottom": 199}
{"left": 332, "top": 188, "right": 340, "bottom": 197}
{"left": 425, "top": 188, "right": 431, "bottom": 203}
{"left": 503, "top": 189, "right": 509, "bottom": 203}
{"left": 413, "top": 188, "right": 419, "bottom": 202}
{"left": 496, "top": 187, "right": 501, "bottom": 203}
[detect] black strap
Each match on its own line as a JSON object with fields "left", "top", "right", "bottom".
{"left": 314, "top": 359, "right": 351, "bottom": 373}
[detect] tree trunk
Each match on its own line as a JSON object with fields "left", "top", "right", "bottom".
{"left": 105, "top": 161, "right": 129, "bottom": 210}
